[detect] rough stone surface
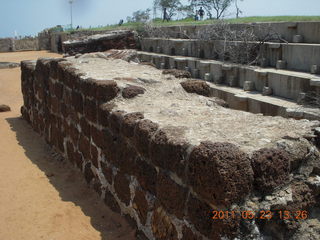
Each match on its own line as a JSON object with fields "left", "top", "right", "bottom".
{"left": 0, "top": 104, "right": 11, "bottom": 112}
{"left": 63, "top": 30, "right": 137, "bottom": 55}
{"left": 152, "top": 206, "right": 178, "bottom": 240}
{"left": 114, "top": 172, "right": 131, "bottom": 206}
{"left": 188, "top": 141, "right": 253, "bottom": 206}
{"left": 150, "top": 127, "right": 189, "bottom": 179}
{"left": 122, "top": 85, "right": 146, "bottom": 99}
{"left": 162, "top": 69, "right": 191, "bottom": 78}
{"left": 251, "top": 148, "right": 290, "bottom": 194}
{"left": 180, "top": 80, "right": 211, "bottom": 97}
{"left": 133, "top": 189, "right": 150, "bottom": 225}
{"left": 156, "top": 171, "right": 187, "bottom": 219}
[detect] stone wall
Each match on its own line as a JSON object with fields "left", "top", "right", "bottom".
{"left": 0, "top": 37, "right": 38, "bottom": 52}
{"left": 14, "top": 37, "right": 38, "bottom": 51}
{"left": 156, "top": 22, "right": 320, "bottom": 44}
{"left": 0, "top": 38, "right": 14, "bottom": 52}
{"left": 20, "top": 57, "right": 320, "bottom": 239}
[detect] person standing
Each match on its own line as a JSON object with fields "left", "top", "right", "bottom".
{"left": 163, "top": 8, "right": 169, "bottom": 22}
{"left": 199, "top": 7, "right": 205, "bottom": 20}
{"left": 194, "top": 10, "right": 199, "bottom": 21}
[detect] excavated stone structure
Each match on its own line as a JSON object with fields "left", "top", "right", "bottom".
{"left": 20, "top": 50, "right": 320, "bottom": 239}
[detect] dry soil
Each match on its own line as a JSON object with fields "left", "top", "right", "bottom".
{"left": 0, "top": 51, "right": 135, "bottom": 240}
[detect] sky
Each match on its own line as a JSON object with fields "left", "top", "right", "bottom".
{"left": 0, "top": 0, "right": 320, "bottom": 38}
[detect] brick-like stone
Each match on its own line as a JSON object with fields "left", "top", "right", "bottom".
{"left": 251, "top": 148, "right": 290, "bottom": 194}
{"left": 84, "top": 98, "right": 97, "bottom": 123}
{"left": 133, "top": 157, "right": 157, "bottom": 195}
{"left": 117, "top": 140, "right": 138, "bottom": 175}
{"left": 152, "top": 206, "right": 178, "bottom": 240}
{"left": 109, "top": 110, "right": 126, "bottom": 135}
{"left": 101, "top": 162, "right": 113, "bottom": 184}
{"left": 156, "top": 171, "right": 187, "bottom": 219}
{"left": 50, "top": 97, "right": 60, "bottom": 113}
{"left": 121, "top": 112, "right": 144, "bottom": 138}
{"left": 54, "top": 82, "right": 64, "bottom": 99}
{"left": 80, "top": 117, "right": 91, "bottom": 137}
{"left": 133, "top": 189, "right": 149, "bottom": 225}
{"left": 188, "top": 141, "right": 253, "bottom": 206}
{"left": 84, "top": 162, "right": 95, "bottom": 184}
{"left": 122, "top": 85, "right": 145, "bottom": 99}
{"left": 95, "top": 80, "right": 120, "bottom": 103}
{"left": 181, "top": 226, "right": 202, "bottom": 240}
{"left": 134, "top": 119, "right": 159, "bottom": 158}
{"left": 114, "top": 172, "right": 131, "bottom": 206}
{"left": 79, "top": 135, "right": 90, "bottom": 160}
{"left": 79, "top": 78, "right": 96, "bottom": 98}
{"left": 180, "top": 80, "right": 211, "bottom": 97}
{"left": 104, "top": 189, "right": 121, "bottom": 214}
{"left": 97, "top": 103, "right": 114, "bottom": 127}
{"left": 91, "top": 126, "right": 104, "bottom": 149}
{"left": 187, "top": 194, "right": 240, "bottom": 239}
{"left": 150, "top": 128, "right": 189, "bottom": 179}
{"left": 90, "top": 144, "right": 99, "bottom": 168}
{"left": 71, "top": 90, "right": 83, "bottom": 113}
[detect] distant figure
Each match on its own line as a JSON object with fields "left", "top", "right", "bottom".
{"left": 194, "top": 10, "right": 199, "bottom": 21}
{"left": 199, "top": 7, "right": 205, "bottom": 20}
{"left": 163, "top": 8, "right": 169, "bottom": 22}
{"left": 119, "top": 19, "right": 124, "bottom": 26}
{"left": 76, "top": 25, "right": 80, "bottom": 30}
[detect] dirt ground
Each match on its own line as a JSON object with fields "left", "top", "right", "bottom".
{"left": 0, "top": 51, "right": 135, "bottom": 240}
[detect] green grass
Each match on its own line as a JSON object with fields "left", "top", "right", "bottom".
{"left": 70, "top": 16, "right": 320, "bottom": 33}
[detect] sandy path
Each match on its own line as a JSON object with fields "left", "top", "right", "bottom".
{"left": 0, "top": 51, "right": 135, "bottom": 240}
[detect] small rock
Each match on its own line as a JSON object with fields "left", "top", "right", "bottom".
{"left": 0, "top": 104, "right": 11, "bottom": 112}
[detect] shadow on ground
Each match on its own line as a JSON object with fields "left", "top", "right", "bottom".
{"left": 6, "top": 116, "right": 136, "bottom": 240}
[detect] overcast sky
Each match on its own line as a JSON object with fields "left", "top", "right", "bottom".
{"left": 0, "top": 0, "right": 319, "bottom": 38}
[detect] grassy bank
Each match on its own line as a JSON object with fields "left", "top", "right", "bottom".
{"left": 70, "top": 16, "right": 320, "bottom": 32}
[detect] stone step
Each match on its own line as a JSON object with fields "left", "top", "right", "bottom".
{"left": 137, "top": 51, "right": 320, "bottom": 120}
{"left": 140, "top": 38, "right": 320, "bottom": 74}
{"left": 137, "top": 51, "right": 320, "bottom": 101}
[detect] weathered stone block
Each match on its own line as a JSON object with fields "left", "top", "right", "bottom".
{"left": 150, "top": 128, "right": 189, "bottom": 179}
{"left": 188, "top": 141, "right": 253, "bottom": 206}
{"left": 180, "top": 80, "right": 211, "bottom": 97}
{"left": 133, "top": 189, "right": 150, "bottom": 225}
{"left": 84, "top": 162, "right": 95, "bottom": 184}
{"left": 79, "top": 135, "right": 90, "bottom": 160}
{"left": 91, "top": 126, "right": 104, "bottom": 149}
{"left": 121, "top": 112, "right": 144, "bottom": 138}
{"left": 101, "top": 162, "right": 113, "bottom": 184}
{"left": 134, "top": 119, "right": 159, "bottom": 158}
{"left": 97, "top": 103, "right": 114, "bottom": 127}
{"left": 84, "top": 98, "right": 97, "bottom": 123}
{"left": 109, "top": 110, "right": 126, "bottom": 135}
{"left": 104, "top": 189, "right": 121, "bottom": 213}
{"left": 95, "top": 80, "right": 120, "bottom": 103}
{"left": 71, "top": 90, "right": 83, "bottom": 114}
{"left": 251, "top": 148, "right": 290, "bottom": 193}
{"left": 122, "top": 85, "right": 145, "bottom": 99}
{"left": 135, "top": 157, "right": 157, "bottom": 195}
{"left": 181, "top": 226, "right": 202, "bottom": 240}
{"left": 90, "top": 144, "right": 99, "bottom": 168}
{"left": 152, "top": 206, "right": 178, "bottom": 240}
{"left": 156, "top": 172, "right": 187, "bottom": 219}
{"left": 80, "top": 117, "right": 91, "bottom": 137}
{"left": 114, "top": 172, "right": 131, "bottom": 206}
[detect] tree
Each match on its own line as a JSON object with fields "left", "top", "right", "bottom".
{"left": 189, "top": 0, "right": 234, "bottom": 19}
{"left": 127, "top": 9, "right": 151, "bottom": 23}
{"left": 235, "top": 0, "right": 243, "bottom": 18}
{"left": 153, "top": 0, "right": 182, "bottom": 20}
